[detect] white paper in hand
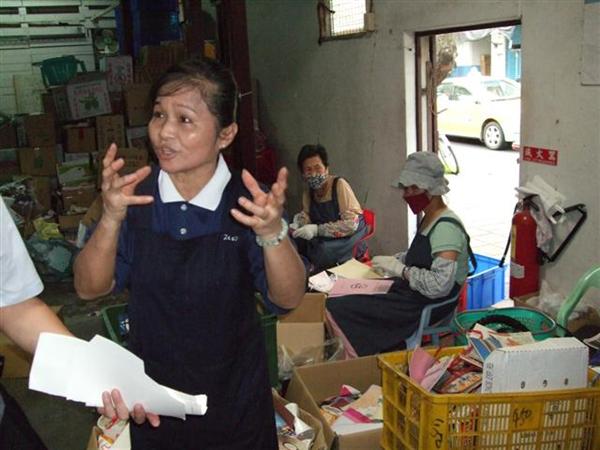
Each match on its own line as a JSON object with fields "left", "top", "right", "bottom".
{"left": 29, "top": 333, "right": 207, "bottom": 419}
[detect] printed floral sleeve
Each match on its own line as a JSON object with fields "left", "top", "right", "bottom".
{"left": 317, "top": 179, "right": 362, "bottom": 238}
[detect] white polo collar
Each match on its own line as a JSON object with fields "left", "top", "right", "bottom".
{"left": 158, "top": 154, "right": 232, "bottom": 211}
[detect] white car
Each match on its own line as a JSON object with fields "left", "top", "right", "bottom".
{"left": 437, "top": 76, "right": 521, "bottom": 150}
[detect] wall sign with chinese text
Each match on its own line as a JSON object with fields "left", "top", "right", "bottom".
{"left": 522, "top": 146, "right": 559, "bottom": 166}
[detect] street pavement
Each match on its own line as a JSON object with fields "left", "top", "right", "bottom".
{"left": 444, "top": 137, "right": 520, "bottom": 260}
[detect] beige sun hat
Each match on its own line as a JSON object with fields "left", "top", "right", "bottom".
{"left": 393, "top": 151, "right": 449, "bottom": 195}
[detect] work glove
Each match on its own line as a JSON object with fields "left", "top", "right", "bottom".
{"left": 289, "top": 212, "right": 305, "bottom": 231}
{"left": 372, "top": 255, "right": 406, "bottom": 278}
{"left": 292, "top": 224, "right": 318, "bottom": 240}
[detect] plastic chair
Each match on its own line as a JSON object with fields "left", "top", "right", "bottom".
{"left": 35, "top": 56, "right": 86, "bottom": 87}
{"left": 352, "top": 208, "right": 376, "bottom": 263}
{"left": 405, "top": 295, "right": 459, "bottom": 349}
{"left": 556, "top": 265, "right": 600, "bottom": 336}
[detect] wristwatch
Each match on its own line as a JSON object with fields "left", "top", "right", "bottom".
{"left": 255, "top": 218, "right": 289, "bottom": 247}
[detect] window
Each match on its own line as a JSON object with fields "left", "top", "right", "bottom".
{"left": 318, "top": 0, "right": 372, "bottom": 43}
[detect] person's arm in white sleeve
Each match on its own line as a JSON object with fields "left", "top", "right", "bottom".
{"left": 0, "top": 196, "right": 72, "bottom": 353}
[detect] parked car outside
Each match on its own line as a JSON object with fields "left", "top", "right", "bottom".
{"left": 437, "top": 75, "right": 521, "bottom": 150}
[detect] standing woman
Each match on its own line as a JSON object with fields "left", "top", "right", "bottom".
{"left": 74, "top": 58, "right": 306, "bottom": 449}
{"left": 326, "top": 152, "right": 475, "bottom": 358}
{"left": 292, "top": 144, "right": 368, "bottom": 272}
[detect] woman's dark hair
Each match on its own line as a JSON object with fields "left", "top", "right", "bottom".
{"left": 297, "top": 144, "right": 328, "bottom": 171}
{"left": 150, "top": 57, "right": 238, "bottom": 129}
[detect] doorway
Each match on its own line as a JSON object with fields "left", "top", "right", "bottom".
{"left": 415, "top": 22, "right": 521, "bottom": 266}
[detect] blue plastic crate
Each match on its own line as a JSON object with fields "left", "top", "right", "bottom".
{"left": 466, "top": 254, "right": 506, "bottom": 309}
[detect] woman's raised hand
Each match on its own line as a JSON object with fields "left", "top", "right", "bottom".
{"left": 101, "top": 144, "right": 154, "bottom": 224}
{"left": 231, "top": 167, "right": 288, "bottom": 239}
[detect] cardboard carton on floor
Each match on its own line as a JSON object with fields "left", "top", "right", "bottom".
{"left": 52, "top": 73, "right": 112, "bottom": 122}
{"left": 30, "top": 175, "right": 54, "bottom": 212}
{"left": 18, "top": 146, "right": 57, "bottom": 177}
{"left": 57, "top": 157, "right": 96, "bottom": 187}
{"left": 0, "top": 122, "right": 17, "bottom": 149}
{"left": 24, "top": 113, "right": 56, "bottom": 147}
{"left": 272, "top": 389, "right": 328, "bottom": 450}
{"left": 101, "top": 55, "right": 133, "bottom": 92}
{"left": 96, "top": 147, "right": 148, "bottom": 187}
{"left": 96, "top": 114, "right": 126, "bottom": 151}
{"left": 62, "top": 184, "right": 97, "bottom": 211}
{"left": 123, "top": 83, "right": 151, "bottom": 127}
{"left": 277, "top": 293, "right": 326, "bottom": 360}
{"left": 285, "top": 355, "right": 382, "bottom": 450}
{"left": 64, "top": 125, "right": 96, "bottom": 153}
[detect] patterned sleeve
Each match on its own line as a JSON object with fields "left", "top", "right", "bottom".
{"left": 317, "top": 178, "right": 363, "bottom": 238}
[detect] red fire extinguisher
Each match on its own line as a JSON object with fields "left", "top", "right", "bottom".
{"left": 509, "top": 202, "right": 540, "bottom": 298}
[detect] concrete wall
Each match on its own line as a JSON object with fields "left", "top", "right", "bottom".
{"left": 246, "top": 0, "right": 599, "bottom": 298}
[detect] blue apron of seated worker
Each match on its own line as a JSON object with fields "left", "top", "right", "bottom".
{"left": 302, "top": 177, "right": 368, "bottom": 271}
{"left": 326, "top": 151, "right": 475, "bottom": 357}
{"left": 326, "top": 216, "right": 474, "bottom": 356}
{"left": 116, "top": 165, "right": 282, "bottom": 449}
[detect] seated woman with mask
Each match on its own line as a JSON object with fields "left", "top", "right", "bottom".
{"left": 291, "top": 144, "right": 368, "bottom": 272}
{"left": 326, "top": 151, "right": 475, "bottom": 358}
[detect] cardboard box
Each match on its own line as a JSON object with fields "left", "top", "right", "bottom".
{"left": 96, "top": 114, "right": 126, "bottom": 151}
{"left": 285, "top": 355, "right": 382, "bottom": 450}
{"left": 0, "top": 148, "right": 20, "bottom": 179}
{"left": 123, "top": 83, "right": 151, "bottom": 126}
{"left": 272, "top": 389, "right": 328, "bottom": 450}
{"left": 64, "top": 125, "right": 96, "bottom": 153}
{"left": 102, "top": 55, "right": 133, "bottom": 92}
{"left": 52, "top": 73, "right": 112, "bottom": 121}
{"left": 30, "top": 176, "right": 54, "bottom": 211}
{"left": 96, "top": 147, "right": 148, "bottom": 186}
{"left": 56, "top": 157, "right": 96, "bottom": 187}
{"left": 18, "top": 146, "right": 57, "bottom": 176}
{"left": 41, "top": 92, "right": 57, "bottom": 116}
{"left": 24, "top": 113, "right": 56, "bottom": 147}
{"left": 278, "top": 293, "right": 326, "bottom": 359}
{"left": 0, "top": 122, "right": 17, "bottom": 149}
{"left": 482, "top": 337, "right": 588, "bottom": 393}
{"left": 62, "top": 184, "right": 97, "bottom": 212}
{"left": 58, "top": 212, "right": 85, "bottom": 230}
{"left": 125, "top": 125, "right": 151, "bottom": 153}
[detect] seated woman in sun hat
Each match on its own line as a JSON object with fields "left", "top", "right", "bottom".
{"left": 325, "top": 151, "right": 476, "bottom": 358}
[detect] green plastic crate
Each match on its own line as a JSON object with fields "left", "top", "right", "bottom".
{"left": 101, "top": 303, "right": 129, "bottom": 347}
{"left": 259, "top": 312, "right": 279, "bottom": 388}
{"left": 452, "top": 306, "right": 557, "bottom": 345}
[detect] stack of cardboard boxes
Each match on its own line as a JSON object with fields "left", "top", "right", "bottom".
{"left": 0, "top": 43, "right": 187, "bottom": 241}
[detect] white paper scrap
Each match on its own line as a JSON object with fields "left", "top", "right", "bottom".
{"left": 29, "top": 333, "right": 207, "bottom": 419}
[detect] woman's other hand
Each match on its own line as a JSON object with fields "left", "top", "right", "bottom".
{"left": 372, "top": 255, "right": 406, "bottom": 278}
{"left": 99, "top": 389, "right": 161, "bottom": 427}
{"left": 100, "top": 143, "right": 154, "bottom": 225}
{"left": 231, "top": 167, "right": 288, "bottom": 239}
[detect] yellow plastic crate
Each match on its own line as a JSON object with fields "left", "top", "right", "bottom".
{"left": 378, "top": 347, "right": 600, "bottom": 450}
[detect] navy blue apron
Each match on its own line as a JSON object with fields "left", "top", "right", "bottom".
{"left": 326, "top": 217, "right": 472, "bottom": 356}
{"left": 304, "top": 177, "right": 368, "bottom": 271}
{"left": 125, "top": 168, "right": 277, "bottom": 449}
